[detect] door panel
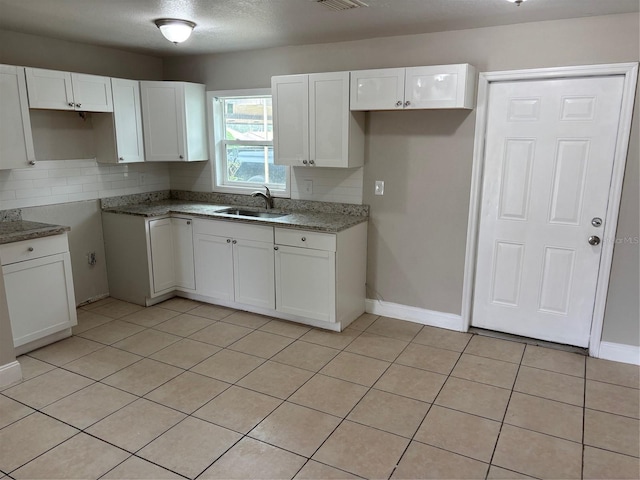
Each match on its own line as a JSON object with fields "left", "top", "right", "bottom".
{"left": 233, "top": 239, "right": 275, "bottom": 309}
{"left": 194, "top": 234, "right": 234, "bottom": 301}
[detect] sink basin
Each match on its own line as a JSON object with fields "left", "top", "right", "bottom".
{"left": 217, "top": 208, "right": 286, "bottom": 219}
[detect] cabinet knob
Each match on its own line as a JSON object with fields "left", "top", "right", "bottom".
{"left": 301, "top": 237, "right": 306, "bottom": 242}
{"left": 68, "top": 102, "right": 75, "bottom": 107}
{"left": 179, "top": 155, "right": 184, "bottom": 160}
{"left": 28, "top": 160, "right": 36, "bottom": 166}
{"left": 186, "top": 221, "right": 191, "bottom": 225}
{"left": 395, "top": 100, "right": 402, "bottom": 107}
{"left": 232, "top": 240, "right": 237, "bottom": 244}
{"left": 404, "top": 100, "right": 411, "bottom": 107}
{"left": 119, "top": 157, "right": 124, "bottom": 161}
{"left": 302, "top": 159, "right": 308, "bottom": 165}
{"left": 227, "top": 239, "right": 231, "bottom": 243}
{"left": 309, "top": 160, "right": 315, "bottom": 165}
{"left": 27, "top": 247, "right": 34, "bottom": 252}
{"left": 76, "top": 103, "right": 82, "bottom": 108}
{"left": 274, "top": 246, "right": 279, "bottom": 251}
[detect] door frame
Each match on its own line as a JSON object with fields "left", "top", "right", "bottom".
{"left": 461, "top": 63, "right": 638, "bottom": 357}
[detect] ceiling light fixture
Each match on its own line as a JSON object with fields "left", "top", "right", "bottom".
{"left": 506, "top": 0, "right": 527, "bottom": 5}
{"left": 155, "top": 19, "right": 196, "bottom": 44}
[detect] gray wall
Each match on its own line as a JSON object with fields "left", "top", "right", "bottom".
{"left": 0, "top": 272, "right": 16, "bottom": 369}
{"left": 164, "top": 13, "right": 640, "bottom": 346}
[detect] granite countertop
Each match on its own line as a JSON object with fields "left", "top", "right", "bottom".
{"left": 0, "top": 220, "right": 70, "bottom": 245}
{"left": 103, "top": 200, "right": 368, "bottom": 233}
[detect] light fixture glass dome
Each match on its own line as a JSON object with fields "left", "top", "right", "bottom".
{"left": 155, "top": 19, "right": 196, "bottom": 44}
{"left": 506, "top": 0, "right": 527, "bottom": 4}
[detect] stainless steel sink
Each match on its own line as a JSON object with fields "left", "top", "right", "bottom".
{"left": 217, "top": 208, "right": 286, "bottom": 219}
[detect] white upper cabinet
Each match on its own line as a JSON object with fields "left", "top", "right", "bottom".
{"left": 24, "top": 67, "right": 113, "bottom": 112}
{"left": 0, "top": 65, "right": 35, "bottom": 169}
{"left": 94, "top": 78, "right": 145, "bottom": 163}
{"left": 140, "top": 81, "right": 208, "bottom": 162}
{"left": 350, "top": 64, "right": 477, "bottom": 110}
{"left": 272, "top": 71, "right": 364, "bottom": 168}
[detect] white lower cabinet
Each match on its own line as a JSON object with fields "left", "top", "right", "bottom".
{"left": 148, "top": 216, "right": 195, "bottom": 295}
{"left": 0, "top": 233, "right": 77, "bottom": 354}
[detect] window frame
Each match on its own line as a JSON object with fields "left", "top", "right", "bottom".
{"left": 207, "top": 89, "right": 290, "bottom": 197}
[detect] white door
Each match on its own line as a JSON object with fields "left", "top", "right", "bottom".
{"left": 233, "top": 239, "right": 275, "bottom": 309}
{"left": 472, "top": 76, "right": 625, "bottom": 347}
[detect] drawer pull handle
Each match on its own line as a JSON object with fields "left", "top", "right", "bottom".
{"left": 27, "top": 247, "right": 34, "bottom": 252}
{"left": 301, "top": 237, "right": 306, "bottom": 242}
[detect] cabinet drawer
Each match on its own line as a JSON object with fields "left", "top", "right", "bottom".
{"left": 194, "top": 219, "right": 273, "bottom": 243}
{"left": 0, "top": 234, "right": 69, "bottom": 266}
{"left": 275, "top": 228, "right": 336, "bottom": 252}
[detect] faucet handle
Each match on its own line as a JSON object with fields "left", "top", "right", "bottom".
{"left": 263, "top": 185, "right": 271, "bottom": 197}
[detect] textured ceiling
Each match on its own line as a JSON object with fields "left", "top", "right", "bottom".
{"left": 0, "top": 0, "right": 637, "bottom": 57}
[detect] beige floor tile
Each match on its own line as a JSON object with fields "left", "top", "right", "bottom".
{"left": 313, "top": 420, "right": 409, "bottom": 479}
{"left": 189, "top": 321, "right": 253, "bottom": 347}
{"left": 200, "top": 437, "right": 306, "bottom": 479}
{"left": 189, "top": 304, "right": 236, "bottom": 320}
{"left": 435, "top": 377, "right": 510, "bottom": 421}
{"left": 586, "top": 379, "right": 640, "bottom": 418}
{"left": 72, "top": 309, "right": 113, "bottom": 334}
{"left": 112, "top": 329, "right": 181, "bottom": 356}
{"left": 145, "top": 371, "right": 229, "bottom": 414}
{"left": 102, "top": 358, "right": 183, "bottom": 396}
{"left": 90, "top": 299, "right": 145, "bottom": 319}
{"left": 86, "top": 398, "right": 185, "bottom": 453}
{"left": 250, "top": 402, "right": 341, "bottom": 457}
{"left": 299, "top": 328, "right": 361, "bottom": 350}
{"left": 238, "top": 361, "right": 314, "bottom": 399}
{"left": 11, "top": 433, "right": 128, "bottom": 480}
{"left": 77, "top": 320, "right": 146, "bottom": 345}
{"left": 15, "top": 355, "right": 55, "bottom": 380}
{"left": 222, "top": 310, "right": 272, "bottom": 329}
{"left": 119, "top": 306, "right": 181, "bottom": 327}
{"left": 138, "top": 417, "right": 241, "bottom": 479}
{"left": 289, "top": 374, "right": 368, "bottom": 417}
{"left": 365, "top": 316, "right": 423, "bottom": 341}
{"left": 0, "top": 395, "right": 33, "bottom": 429}
{"left": 191, "top": 349, "right": 265, "bottom": 383}
{"left": 514, "top": 365, "right": 584, "bottom": 406}
{"left": 194, "top": 385, "right": 282, "bottom": 434}
{"left": 493, "top": 425, "right": 582, "bottom": 479}
{"left": 452, "top": 354, "right": 519, "bottom": 389}
{"left": 396, "top": 343, "right": 460, "bottom": 375}
{"left": 153, "top": 313, "right": 215, "bottom": 337}
{"left": 521, "top": 345, "right": 585, "bottom": 377}
{"left": 347, "top": 389, "right": 429, "bottom": 438}
{"left": 228, "top": 330, "right": 294, "bottom": 359}
{"left": 0, "top": 413, "right": 77, "bottom": 473}
{"left": 42, "top": 382, "right": 136, "bottom": 429}
{"left": 3, "top": 368, "right": 93, "bottom": 409}
{"left": 464, "top": 335, "right": 525, "bottom": 364}
{"left": 63, "top": 346, "right": 142, "bottom": 380}
{"left": 272, "top": 340, "right": 340, "bottom": 372}
{"left": 584, "top": 408, "right": 640, "bottom": 457}
{"left": 486, "top": 466, "right": 535, "bottom": 479}
{"left": 102, "top": 456, "right": 184, "bottom": 479}
{"left": 412, "top": 325, "right": 472, "bottom": 352}
{"left": 374, "top": 364, "right": 446, "bottom": 403}
{"left": 415, "top": 405, "right": 500, "bottom": 462}
{"left": 346, "top": 313, "right": 378, "bottom": 332}
{"left": 504, "top": 392, "right": 583, "bottom": 442}
{"left": 259, "top": 319, "right": 312, "bottom": 339}
{"left": 156, "top": 297, "right": 202, "bottom": 313}
{"left": 27, "top": 336, "right": 104, "bottom": 366}
{"left": 587, "top": 357, "right": 640, "bottom": 389}
{"left": 583, "top": 446, "right": 640, "bottom": 480}
{"left": 391, "top": 441, "right": 488, "bottom": 480}
{"left": 295, "top": 460, "right": 360, "bottom": 479}
{"left": 345, "top": 332, "right": 408, "bottom": 362}
{"left": 150, "top": 338, "right": 220, "bottom": 369}
{"left": 320, "top": 351, "right": 390, "bottom": 387}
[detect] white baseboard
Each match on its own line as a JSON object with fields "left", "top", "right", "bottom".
{"left": 365, "top": 299, "right": 464, "bottom": 332}
{"left": 598, "top": 341, "right": 640, "bottom": 366}
{"left": 0, "top": 360, "right": 22, "bottom": 388}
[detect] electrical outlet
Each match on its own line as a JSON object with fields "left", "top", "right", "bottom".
{"left": 139, "top": 173, "right": 146, "bottom": 185}
{"left": 303, "top": 179, "right": 313, "bottom": 195}
{"left": 375, "top": 180, "right": 385, "bottom": 195}
{"left": 87, "top": 252, "right": 97, "bottom": 266}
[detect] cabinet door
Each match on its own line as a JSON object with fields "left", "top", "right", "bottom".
{"left": 272, "top": 74, "right": 309, "bottom": 166}
{"left": 4, "top": 252, "right": 77, "bottom": 347}
{"left": 275, "top": 245, "right": 336, "bottom": 322}
{"left": 111, "top": 78, "right": 145, "bottom": 163}
{"left": 309, "top": 72, "right": 351, "bottom": 168}
{"left": 349, "top": 68, "right": 405, "bottom": 111}
{"left": 70, "top": 73, "right": 113, "bottom": 112}
{"left": 172, "top": 217, "right": 195, "bottom": 290}
{"left": 0, "top": 65, "right": 35, "bottom": 169}
{"left": 141, "top": 82, "right": 186, "bottom": 162}
{"left": 149, "top": 218, "right": 176, "bottom": 294}
{"left": 405, "top": 64, "right": 475, "bottom": 109}
{"left": 24, "top": 67, "right": 74, "bottom": 110}
{"left": 194, "top": 234, "right": 234, "bottom": 301}
{"left": 233, "top": 239, "right": 275, "bottom": 309}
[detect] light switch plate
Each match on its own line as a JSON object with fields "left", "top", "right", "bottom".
{"left": 375, "top": 180, "right": 384, "bottom": 196}
{"left": 303, "top": 179, "right": 313, "bottom": 195}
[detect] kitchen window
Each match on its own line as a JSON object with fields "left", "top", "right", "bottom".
{"left": 208, "top": 89, "right": 289, "bottom": 196}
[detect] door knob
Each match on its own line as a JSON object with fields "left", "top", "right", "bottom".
{"left": 588, "top": 235, "right": 601, "bottom": 246}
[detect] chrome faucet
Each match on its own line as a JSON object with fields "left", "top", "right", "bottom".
{"left": 251, "top": 186, "right": 273, "bottom": 209}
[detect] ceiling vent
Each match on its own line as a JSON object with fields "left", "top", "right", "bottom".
{"left": 316, "top": 0, "right": 369, "bottom": 11}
